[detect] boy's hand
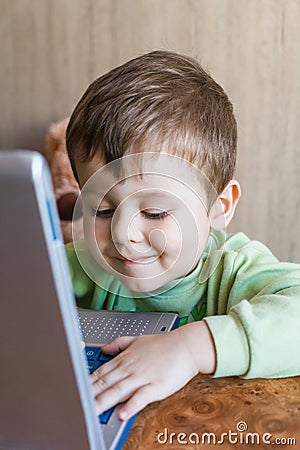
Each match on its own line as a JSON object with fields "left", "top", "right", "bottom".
{"left": 90, "top": 321, "right": 216, "bottom": 420}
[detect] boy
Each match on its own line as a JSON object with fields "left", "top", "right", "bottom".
{"left": 65, "top": 50, "right": 300, "bottom": 422}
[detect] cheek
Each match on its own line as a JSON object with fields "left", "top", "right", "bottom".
{"left": 148, "top": 219, "right": 181, "bottom": 255}
{"left": 83, "top": 216, "right": 111, "bottom": 247}
{"left": 161, "top": 209, "right": 209, "bottom": 258}
{"left": 94, "top": 220, "right": 111, "bottom": 241}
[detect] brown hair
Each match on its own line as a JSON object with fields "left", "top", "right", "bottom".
{"left": 66, "top": 50, "right": 237, "bottom": 203}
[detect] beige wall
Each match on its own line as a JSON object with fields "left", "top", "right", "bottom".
{"left": 1, "top": 0, "right": 300, "bottom": 262}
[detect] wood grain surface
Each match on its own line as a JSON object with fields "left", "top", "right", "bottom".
{"left": 123, "top": 374, "right": 300, "bottom": 449}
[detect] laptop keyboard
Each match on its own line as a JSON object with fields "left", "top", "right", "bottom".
{"left": 84, "top": 346, "right": 115, "bottom": 425}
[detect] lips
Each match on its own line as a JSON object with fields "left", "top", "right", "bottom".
{"left": 116, "top": 255, "right": 157, "bottom": 265}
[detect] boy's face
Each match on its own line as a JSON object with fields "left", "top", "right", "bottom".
{"left": 75, "top": 153, "right": 221, "bottom": 293}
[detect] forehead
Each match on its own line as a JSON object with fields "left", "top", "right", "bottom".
{"left": 76, "top": 152, "right": 210, "bottom": 202}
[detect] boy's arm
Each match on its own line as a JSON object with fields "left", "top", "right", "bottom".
{"left": 203, "top": 237, "right": 300, "bottom": 379}
{"left": 205, "top": 271, "right": 300, "bottom": 379}
{"left": 199, "top": 233, "right": 300, "bottom": 379}
{"left": 90, "top": 320, "right": 216, "bottom": 421}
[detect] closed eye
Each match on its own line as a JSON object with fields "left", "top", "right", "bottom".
{"left": 94, "top": 208, "right": 115, "bottom": 218}
{"left": 93, "top": 208, "right": 170, "bottom": 220}
{"left": 141, "top": 210, "right": 169, "bottom": 220}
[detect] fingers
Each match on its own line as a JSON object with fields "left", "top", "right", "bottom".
{"left": 101, "top": 335, "right": 135, "bottom": 355}
{"left": 90, "top": 355, "right": 155, "bottom": 418}
{"left": 90, "top": 359, "right": 118, "bottom": 385}
{"left": 118, "top": 384, "right": 156, "bottom": 421}
{"left": 87, "top": 333, "right": 189, "bottom": 421}
{"left": 89, "top": 336, "right": 136, "bottom": 386}
{"left": 93, "top": 373, "right": 158, "bottom": 420}
{"left": 90, "top": 354, "right": 134, "bottom": 413}
{"left": 94, "top": 375, "right": 140, "bottom": 415}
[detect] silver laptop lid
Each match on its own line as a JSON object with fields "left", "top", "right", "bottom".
{"left": 0, "top": 151, "right": 104, "bottom": 450}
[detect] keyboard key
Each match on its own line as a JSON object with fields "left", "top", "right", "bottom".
{"left": 84, "top": 346, "right": 116, "bottom": 425}
{"left": 99, "top": 352, "right": 114, "bottom": 362}
{"left": 99, "top": 407, "right": 114, "bottom": 424}
{"left": 87, "top": 360, "right": 102, "bottom": 374}
{"left": 85, "top": 347, "right": 102, "bottom": 360}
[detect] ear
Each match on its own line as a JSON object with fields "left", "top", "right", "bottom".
{"left": 210, "top": 180, "right": 241, "bottom": 230}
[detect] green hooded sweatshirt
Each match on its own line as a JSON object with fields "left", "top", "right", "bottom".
{"left": 66, "top": 230, "right": 300, "bottom": 379}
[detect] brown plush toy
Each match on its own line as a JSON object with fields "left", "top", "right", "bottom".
{"left": 44, "top": 118, "right": 83, "bottom": 243}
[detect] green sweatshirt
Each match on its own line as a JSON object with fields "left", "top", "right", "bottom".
{"left": 66, "top": 230, "right": 300, "bottom": 379}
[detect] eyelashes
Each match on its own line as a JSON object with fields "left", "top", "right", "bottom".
{"left": 142, "top": 210, "right": 169, "bottom": 220}
{"left": 93, "top": 208, "right": 114, "bottom": 218}
{"left": 92, "top": 208, "right": 169, "bottom": 221}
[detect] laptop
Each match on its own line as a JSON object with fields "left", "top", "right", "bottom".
{"left": 0, "top": 150, "right": 179, "bottom": 450}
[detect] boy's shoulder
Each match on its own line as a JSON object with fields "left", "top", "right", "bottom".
{"left": 207, "top": 230, "right": 300, "bottom": 283}
{"left": 203, "top": 230, "right": 288, "bottom": 283}
{"left": 209, "top": 229, "right": 276, "bottom": 258}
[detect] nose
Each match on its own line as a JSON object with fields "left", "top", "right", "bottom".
{"left": 112, "top": 208, "right": 144, "bottom": 246}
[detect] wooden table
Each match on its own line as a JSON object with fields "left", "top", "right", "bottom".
{"left": 123, "top": 374, "right": 300, "bottom": 450}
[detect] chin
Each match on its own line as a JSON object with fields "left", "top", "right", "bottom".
{"left": 120, "top": 277, "right": 166, "bottom": 294}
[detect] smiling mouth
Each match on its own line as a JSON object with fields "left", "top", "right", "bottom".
{"left": 116, "top": 256, "right": 157, "bottom": 265}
